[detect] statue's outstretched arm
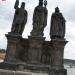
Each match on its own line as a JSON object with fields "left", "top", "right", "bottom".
{"left": 14, "top": 0, "right": 19, "bottom": 9}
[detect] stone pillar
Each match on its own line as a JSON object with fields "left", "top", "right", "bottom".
{"left": 5, "top": 33, "right": 22, "bottom": 62}
{"left": 50, "top": 39, "right": 68, "bottom": 75}
{"left": 28, "top": 36, "right": 45, "bottom": 64}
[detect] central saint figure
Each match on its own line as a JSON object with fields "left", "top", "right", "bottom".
{"left": 31, "top": 0, "right": 48, "bottom": 37}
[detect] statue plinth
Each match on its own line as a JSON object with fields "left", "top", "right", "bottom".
{"left": 49, "top": 38, "right": 68, "bottom": 75}
{"left": 5, "top": 32, "right": 22, "bottom": 62}
{"left": 51, "top": 38, "right": 68, "bottom": 69}
{"left": 28, "top": 36, "right": 45, "bottom": 64}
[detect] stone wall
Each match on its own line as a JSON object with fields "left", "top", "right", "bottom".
{"left": 0, "top": 69, "right": 48, "bottom": 75}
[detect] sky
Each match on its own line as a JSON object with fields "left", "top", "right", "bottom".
{"left": 0, "top": 0, "right": 75, "bottom": 60}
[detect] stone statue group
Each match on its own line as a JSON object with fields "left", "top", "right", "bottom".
{"left": 11, "top": 0, "right": 66, "bottom": 39}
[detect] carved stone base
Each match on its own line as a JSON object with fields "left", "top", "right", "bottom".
{"left": 50, "top": 39, "right": 68, "bottom": 69}
{"left": 5, "top": 32, "right": 22, "bottom": 62}
{"left": 0, "top": 62, "right": 67, "bottom": 75}
{"left": 28, "top": 36, "right": 45, "bottom": 64}
{"left": 0, "top": 62, "right": 17, "bottom": 70}
{"left": 49, "top": 69, "right": 67, "bottom": 75}
{"left": 0, "top": 69, "right": 30, "bottom": 75}
{"left": 0, "top": 61, "right": 50, "bottom": 72}
{"left": 0, "top": 69, "right": 48, "bottom": 75}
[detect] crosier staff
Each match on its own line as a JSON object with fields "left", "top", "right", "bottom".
{"left": 44, "top": 0, "right": 47, "bottom": 7}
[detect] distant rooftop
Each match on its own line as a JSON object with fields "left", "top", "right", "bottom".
{"left": 0, "top": 49, "right": 6, "bottom": 53}
{"left": 64, "top": 59, "right": 75, "bottom": 65}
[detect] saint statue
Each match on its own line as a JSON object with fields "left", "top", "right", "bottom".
{"left": 50, "top": 7, "right": 66, "bottom": 39}
{"left": 11, "top": 0, "right": 27, "bottom": 35}
{"left": 31, "top": 0, "right": 48, "bottom": 37}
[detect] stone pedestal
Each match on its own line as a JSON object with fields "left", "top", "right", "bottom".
{"left": 28, "top": 36, "right": 45, "bottom": 64}
{"left": 50, "top": 39, "right": 68, "bottom": 75}
{"left": 5, "top": 33, "right": 22, "bottom": 62}
{"left": 51, "top": 39, "right": 68, "bottom": 69}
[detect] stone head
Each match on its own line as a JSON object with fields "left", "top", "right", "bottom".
{"left": 55, "top": 7, "right": 60, "bottom": 13}
{"left": 39, "top": 0, "right": 43, "bottom": 6}
{"left": 21, "top": 2, "right": 25, "bottom": 9}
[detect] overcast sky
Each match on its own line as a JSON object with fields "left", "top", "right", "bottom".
{"left": 0, "top": 0, "right": 75, "bottom": 60}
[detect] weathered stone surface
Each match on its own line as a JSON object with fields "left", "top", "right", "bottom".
{"left": 50, "top": 39, "right": 68, "bottom": 69}
{"left": 50, "top": 7, "right": 65, "bottom": 39}
{"left": 11, "top": 0, "right": 27, "bottom": 35}
{"left": 31, "top": 0, "right": 48, "bottom": 37}
{"left": 5, "top": 34, "right": 22, "bottom": 62}
{"left": 0, "top": 69, "right": 30, "bottom": 75}
{"left": 28, "top": 36, "right": 45, "bottom": 64}
{"left": 0, "top": 68, "right": 67, "bottom": 75}
{"left": 49, "top": 69, "right": 67, "bottom": 75}
{"left": 41, "top": 41, "right": 51, "bottom": 65}
{"left": 0, "top": 69, "right": 48, "bottom": 75}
